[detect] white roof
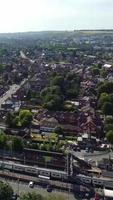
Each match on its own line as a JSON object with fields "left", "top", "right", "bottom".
{"left": 38, "top": 175, "right": 50, "bottom": 179}
{"left": 103, "top": 64, "right": 112, "bottom": 68}
{"left": 77, "top": 137, "right": 83, "bottom": 142}
{"left": 104, "top": 188, "right": 113, "bottom": 197}
{"left": 67, "top": 141, "right": 77, "bottom": 145}
{"left": 82, "top": 133, "right": 88, "bottom": 139}
{"left": 65, "top": 100, "right": 79, "bottom": 106}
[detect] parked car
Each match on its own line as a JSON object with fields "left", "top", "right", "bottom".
{"left": 12, "top": 194, "right": 18, "bottom": 200}
{"left": 28, "top": 181, "right": 34, "bottom": 188}
{"left": 85, "top": 147, "right": 89, "bottom": 153}
{"left": 47, "top": 185, "right": 52, "bottom": 192}
{"left": 77, "top": 147, "right": 81, "bottom": 152}
{"left": 89, "top": 148, "right": 94, "bottom": 153}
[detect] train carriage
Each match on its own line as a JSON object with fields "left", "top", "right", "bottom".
{"left": 3, "top": 163, "right": 13, "bottom": 170}
{"left": 24, "top": 167, "right": 38, "bottom": 175}
{"left": 12, "top": 164, "right": 25, "bottom": 172}
{"left": 38, "top": 170, "right": 50, "bottom": 177}
{"left": 51, "top": 172, "right": 62, "bottom": 179}
{"left": 92, "top": 178, "right": 104, "bottom": 187}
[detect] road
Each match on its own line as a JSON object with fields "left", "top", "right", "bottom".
{"left": 20, "top": 51, "right": 35, "bottom": 64}
{"left": 71, "top": 150, "right": 113, "bottom": 162}
{"left": 0, "top": 78, "right": 28, "bottom": 108}
{"left": 0, "top": 178, "right": 76, "bottom": 200}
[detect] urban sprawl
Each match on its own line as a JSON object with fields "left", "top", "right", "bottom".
{"left": 0, "top": 31, "right": 113, "bottom": 199}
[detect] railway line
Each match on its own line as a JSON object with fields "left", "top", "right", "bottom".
{"left": 0, "top": 169, "right": 72, "bottom": 192}
{"left": 1, "top": 158, "right": 113, "bottom": 190}
{"left": 0, "top": 159, "right": 68, "bottom": 181}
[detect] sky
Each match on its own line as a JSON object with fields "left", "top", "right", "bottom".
{"left": 0, "top": 0, "right": 113, "bottom": 32}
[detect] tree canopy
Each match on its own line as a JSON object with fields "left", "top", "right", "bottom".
{"left": 91, "top": 67, "right": 100, "bottom": 76}
{"left": 0, "top": 133, "right": 7, "bottom": 149}
{"left": 41, "top": 86, "right": 64, "bottom": 110}
{"left": 12, "top": 136, "right": 23, "bottom": 152}
{"left": 0, "top": 181, "right": 13, "bottom": 200}
{"left": 54, "top": 126, "right": 64, "bottom": 135}
{"left": 5, "top": 109, "right": 33, "bottom": 128}
{"left": 97, "top": 82, "right": 113, "bottom": 96}
{"left": 97, "top": 92, "right": 110, "bottom": 108}
{"left": 104, "top": 123, "right": 113, "bottom": 132}
{"left": 106, "top": 130, "right": 113, "bottom": 144}
{"left": 100, "top": 69, "right": 108, "bottom": 78}
{"left": 105, "top": 116, "right": 113, "bottom": 124}
{"left": 20, "top": 192, "right": 65, "bottom": 200}
{"left": 40, "top": 72, "right": 81, "bottom": 111}
{"left": 20, "top": 192, "right": 43, "bottom": 200}
{"left": 19, "top": 109, "right": 33, "bottom": 127}
{"left": 102, "top": 102, "right": 113, "bottom": 116}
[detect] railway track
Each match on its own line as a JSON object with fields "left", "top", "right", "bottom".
{"left": 0, "top": 170, "right": 72, "bottom": 192}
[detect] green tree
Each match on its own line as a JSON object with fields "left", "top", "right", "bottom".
{"left": 105, "top": 116, "right": 113, "bottom": 124}
{"left": 20, "top": 192, "right": 43, "bottom": 200}
{"left": 98, "top": 82, "right": 113, "bottom": 95}
{"left": 54, "top": 126, "right": 64, "bottom": 135}
{"left": 19, "top": 109, "right": 33, "bottom": 127}
{"left": 0, "top": 133, "right": 7, "bottom": 149}
{"left": 65, "top": 73, "right": 80, "bottom": 99}
{"left": 0, "top": 181, "right": 13, "bottom": 200}
{"left": 106, "top": 130, "right": 113, "bottom": 145}
{"left": 12, "top": 136, "right": 23, "bottom": 152}
{"left": 97, "top": 93, "right": 110, "bottom": 108}
{"left": 100, "top": 69, "right": 108, "bottom": 78}
{"left": 50, "top": 76, "right": 64, "bottom": 88}
{"left": 102, "top": 102, "right": 113, "bottom": 115}
{"left": 5, "top": 112, "right": 15, "bottom": 127}
{"left": 56, "top": 143, "right": 62, "bottom": 152}
{"left": 41, "top": 86, "right": 63, "bottom": 110}
{"left": 46, "top": 194, "right": 65, "bottom": 200}
{"left": 104, "top": 124, "right": 113, "bottom": 132}
{"left": 91, "top": 67, "right": 100, "bottom": 76}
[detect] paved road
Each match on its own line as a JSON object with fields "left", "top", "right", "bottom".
{"left": 20, "top": 51, "right": 35, "bottom": 64}
{"left": 0, "top": 178, "right": 76, "bottom": 200}
{"left": 72, "top": 150, "right": 113, "bottom": 162}
{"left": 0, "top": 78, "right": 27, "bottom": 108}
{"left": 1, "top": 177, "right": 99, "bottom": 200}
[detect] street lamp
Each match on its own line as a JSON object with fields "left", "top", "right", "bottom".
{"left": 68, "top": 183, "right": 70, "bottom": 200}
{"left": 7, "top": 140, "right": 13, "bottom": 157}
{"left": 17, "top": 178, "right": 20, "bottom": 197}
{"left": 23, "top": 152, "right": 26, "bottom": 165}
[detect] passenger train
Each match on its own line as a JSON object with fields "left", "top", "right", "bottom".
{"left": 76, "top": 174, "right": 113, "bottom": 188}
{"left": 0, "top": 160, "right": 68, "bottom": 181}
{"left": 0, "top": 160, "right": 113, "bottom": 187}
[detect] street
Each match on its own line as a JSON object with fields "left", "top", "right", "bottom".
{"left": 0, "top": 178, "right": 76, "bottom": 200}
{"left": 72, "top": 150, "right": 113, "bottom": 162}
{"left": 0, "top": 78, "right": 27, "bottom": 108}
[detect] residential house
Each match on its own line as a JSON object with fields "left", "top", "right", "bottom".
{"left": 39, "top": 117, "right": 59, "bottom": 133}
{"left": 81, "top": 116, "right": 97, "bottom": 137}
{"left": 31, "top": 122, "right": 40, "bottom": 134}
{"left": 80, "top": 104, "right": 95, "bottom": 118}
{"left": 54, "top": 111, "right": 78, "bottom": 125}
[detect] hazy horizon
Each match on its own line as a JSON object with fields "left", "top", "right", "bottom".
{"left": 0, "top": 0, "right": 113, "bottom": 33}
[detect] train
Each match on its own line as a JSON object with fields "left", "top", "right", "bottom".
{"left": 0, "top": 160, "right": 68, "bottom": 181}
{"left": 76, "top": 174, "right": 113, "bottom": 188}
{"left": 1, "top": 160, "right": 113, "bottom": 188}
